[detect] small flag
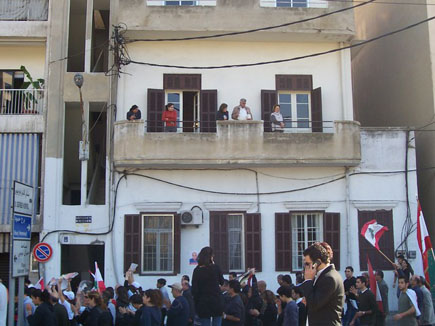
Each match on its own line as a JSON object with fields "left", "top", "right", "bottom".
{"left": 361, "top": 219, "right": 389, "bottom": 250}
{"left": 94, "top": 261, "right": 106, "bottom": 293}
{"left": 34, "top": 277, "right": 44, "bottom": 291}
{"left": 367, "top": 256, "right": 383, "bottom": 312}
{"left": 417, "top": 200, "right": 435, "bottom": 288}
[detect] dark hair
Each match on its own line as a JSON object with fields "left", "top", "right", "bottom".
{"left": 130, "top": 294, "right": 143, "bottom": 305}
{"left": 229, "top": 272, "right": 237, "bottom": 279}
{"left": 303, "top": 242, "right": 329, "bottom": 264}
{"left": 397, "top": 254, "right": 405, "bottom": 260}
{"left": 262, "top": 290, "right": 276, "bottom": 305}
{"left": 144, "top": 289, "right": 162, "bottom": 307}
{"left": 413, "top": 275, "right": 422, "bottom": 285}
{"left": 116, "top": 286, "right": 129, "bottom": 305}
{"left": 130, "top": 105, "right": 138, "bottom": 111}
{"left": 345, "top": 266, "right": 354, "bottom": 272}
{"left": 218, "top": 103, "right": 228, "bottom": 113}
{"left": 88, "top": 291, "right": 107, "bottom": 310}
{"left": 157, "top": 278, "right": 166, "bottom": 286}
{"left": 222, "top": 279, "right": 229, "bottom": 287}
{"left": 295, "top": 271, "right": 304, "bottom": 284}
{"left": 229, "top": 280, "right": 241, "bottom": 293}
{"left": 376, "top": 270, "right": 384, "bottom": 278}
{"left": 31, "top": 289, "right": 51, "bottom": 303}
{"left": 105, "top": 287, "right": 114, "bottom": 299}
{"left": 357, "top": 276, "right": 367, "bottom": 286}
{"left": 398, "top": 275, "right": 409, "bottom": 283}
{"left": 24, "top": 287, "right": 33, "bottom": 297}
{"left": 282, "top": 275, "right": 292, "bottom": 285}
{"left": 182, "top": 275, "right": 190, "bottom": 282}
{"left": 102, "top": 290, "right": 112, "bottom": 304}
{"left": 197, "top": 246, "right": 213, "bottom": 266}
{"left": 165, "top": 103, "right": 174, "bottom": 111}
{"left": 277, "top": 285, "right": 293, "bottom": 298}
{"left": 292, "top": 286, "right": 304, "bottom": 297}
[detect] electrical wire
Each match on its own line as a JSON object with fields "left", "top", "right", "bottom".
{"left": 49, "top": 40, "right": 110, "bottom": 65}
{"left": 126, "top": 0, "right": 374, "bottom": 43}
{"left": 326, "top": 0, "right": 435, "bottom": 5}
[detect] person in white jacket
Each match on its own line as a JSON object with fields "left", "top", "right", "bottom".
{"left": 0, "top": 278, "right": 8, "bottom": 326}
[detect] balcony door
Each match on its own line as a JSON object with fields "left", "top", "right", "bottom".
{"left": 166, "top": 91, "right": 199, "bottom": 132}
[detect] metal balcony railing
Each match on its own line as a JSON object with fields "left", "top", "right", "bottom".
{"left": 0, "top": 0, "right": 48, "bottom": 21}
{"left": 0, "top": 89, "right": 44, "bottom": 115}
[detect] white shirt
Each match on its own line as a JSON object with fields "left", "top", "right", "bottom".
{"left": 60, "top": 299, "right": 74, "bottom": 320}
{"left": 238, "top": 107, "right": 248, "bottom": 120}
{"left": 0, "top": 282, "right": 7, "bottom": 326}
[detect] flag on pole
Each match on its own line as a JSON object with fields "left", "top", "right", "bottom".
{"left": 367, "top": 256, "right": 383, "bottom": 312}
{"left": 361, "top": 220, "right": 389, "bottom": 250}
{"left": 93, "top": 262, "right": 106, "bottom": 293}
{"left": 34, "top": 277, "right": 44, "bottom": 291}
{"left": 416, "top": 200, "right": 435, "bottom": 290}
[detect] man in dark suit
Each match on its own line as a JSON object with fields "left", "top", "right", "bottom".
{"left": 298, "top": 242, "right": 344, "bottom": 326}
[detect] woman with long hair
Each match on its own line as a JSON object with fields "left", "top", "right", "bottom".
{"left": 216, "top": 103, "right": 229, "bottom": 121}
{"left": 192, "top": 246, "right": 225, "bottom": 326}
{"left": 76, "top": 291, "right": 111, "bottom": 326}
{"left": 140, "top": 289, "right": 162, "bottom": 326}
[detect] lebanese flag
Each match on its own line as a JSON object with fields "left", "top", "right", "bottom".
{"left": 93, "top": 261, "right": 106, "bottom": 293}
{"left": 417, "top": 200, "right": 434, "bottom": 285}
{"left": 361, "top": 220, "right": 389, "bottom": 250}
{"left": 367, "top": 256, "right": 383, "bottom": 312}
{"left": 34, "top": 277, "right": 44, "bottom": 291}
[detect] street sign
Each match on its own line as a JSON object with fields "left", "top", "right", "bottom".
{"left": 32, "top": 242, "right": 53, "bottom": 263}
{"left": 13, "top": 214, "right": 32, "bottom": 240}
{"left": 12, "top": 240, "right": 31, "bottom": 277}
{"left": 13, "top": 181, "right": 34, "bottom": 216}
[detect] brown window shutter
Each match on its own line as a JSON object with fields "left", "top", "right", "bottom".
{"left": 124, "top": 214, "right": 141, "bottom": 272}
{"left": 174, "top": 214, "right": 181, "bottom": 274}
{"left": 147, "top": 89, "right": 164, "bottom": 132}
{"left": 275, "top": 213, "right": 292, "bottom": 271}
{"left": 261, "top": 90, "right": 277, "bottom": 132}
{"left": 324, "top": 212, "right": 340, "bottom": 270}
{"left": 275, "top": 75, "right": 312, "bottom": 91}
{"left": 210, "top": 212, "right": 229, "bottom": 273}
{"left": 358, "top": 210, "right": 395, "bottom": 270}
{"left": 200, "top": 90, "right": 217, "bottom": 132}
{"left": 164, "top": 74, "right": 201, "bottom": 90}
{"left": 245, "top": 213, "right": 262, "bottom": 272}
{"left": 311, "top": 87, "right": 323, "bottom": 133}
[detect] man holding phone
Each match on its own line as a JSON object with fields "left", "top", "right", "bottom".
{"left": 297, "top": 242, "right": 344, "bottom": 326}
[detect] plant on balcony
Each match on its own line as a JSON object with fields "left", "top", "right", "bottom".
{"left": 20, "top": 65, "right": 45, "bottom": 114}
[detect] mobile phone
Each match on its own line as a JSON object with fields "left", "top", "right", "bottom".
{"left": 313, "top": 259, "right": 321, "bottom": 269}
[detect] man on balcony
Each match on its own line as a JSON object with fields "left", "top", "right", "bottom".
{"left": 231, "top": 98, "right": 253, "bottom": 120}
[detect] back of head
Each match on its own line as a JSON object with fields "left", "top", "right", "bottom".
{"left": 282, "top": 275, "right": 292, "bottom": 286}
{"left": 88, "top": 291, "right": 106, "bottom": 310}
{"left": 277, "top": 285, "right": 293, "bottom": 299}
{"left": 262, "top": 290, "right": 276, "bottom": 305}
{"left": 197, "top": 246, "right": 213, "bottom": 266}
{"left": 229, "top": 280, "right": 241, "bottom": 293}
{"left": 157, "top": 278, "right": 166, "bottom": 286}
{"left": 303, "top": 242, "right": 329, "bottom": 264}
{"left": 145, "top": 289, "right": 163, "bottom": 308}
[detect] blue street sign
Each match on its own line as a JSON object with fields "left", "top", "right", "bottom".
{"left": 13, "top": 214, "right": 32, "bottom": 240}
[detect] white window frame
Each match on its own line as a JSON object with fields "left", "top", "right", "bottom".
{"left": 278, "top": 91, "right": 312, "bottom": 133}
{"left": 291, "top": 212, "right": 323, "bottom": 271}
{"left": 141, "top": 214, "right": 175, "bottom": 274}
{"left": 260, "top": 0, "right": 328, "bottom": 8}
{"left": 147, "top": 0, "right": 216, "bottom": 6}
{"left": 228, "top": 213, "right": 245, "bottom": 273}
{"left": 165, "top": 91, "right": 200, "bottom": 133}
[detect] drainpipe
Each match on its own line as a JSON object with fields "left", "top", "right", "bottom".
{"left": 345, "top": 167, "right": 351, "bottom": 267}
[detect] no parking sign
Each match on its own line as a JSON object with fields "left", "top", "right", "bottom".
{"left": 32, "top": 242, "right": 53, "bottom": 263}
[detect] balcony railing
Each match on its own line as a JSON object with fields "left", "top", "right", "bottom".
{"left": 0, "top": 0, "right": 48, "bottom": 21}
{"left": 0, "top": 89, "right": 44, "bottom": 115}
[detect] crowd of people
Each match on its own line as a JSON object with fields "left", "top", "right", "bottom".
{"left": 1, "top": 245, "right": 434, "bottom": 326}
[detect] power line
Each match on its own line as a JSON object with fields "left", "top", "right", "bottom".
{"left": 126, "top": 0, "right": 374, "bottom": 43}
{"left": 127, "top": 15, "right": 435, "bottom": 69}
{"left": 326, "top": 0, "right": 435, "bottom": 5}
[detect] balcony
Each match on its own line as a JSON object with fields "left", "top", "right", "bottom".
{"left": 0, "top": 89, "right": 45, "bottom": 133}
{"left": 113, "top": 120, "right": 361, "bottom": 168}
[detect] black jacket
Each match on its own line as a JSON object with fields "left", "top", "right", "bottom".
{"left": 298, "top": 265, "right": 344, "bottom": 326}
{"left": 27, "top": 302, "right": 57, "bottom": 326}
{"left": 216, "top": 111, "right": 229, "bottom": 121}
{"left": 183, "top": 287, "right": 195, "bottom": 322}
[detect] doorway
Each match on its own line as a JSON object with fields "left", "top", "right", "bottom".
{"left": 183, "top": 91, "right": 199, "bottom": 132}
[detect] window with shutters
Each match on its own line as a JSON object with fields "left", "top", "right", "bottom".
{"left": 358, "top": 210, "right": 395, "bottom": 270}
{"left": 278, "top": 92, "right": 311, "bottom": 132}
{"left": 291, "top": 212, "right": 323, "bottom": 270}
{"left": 210, "top": 212, "right": 262, "bottom": 273}
{"left": 260, "top": 0, "right": 327, "bottom": 8}
{"left": 147, "top": 0, "right": 216, "bottom": 5}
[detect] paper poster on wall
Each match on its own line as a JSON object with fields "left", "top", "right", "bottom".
{"left": 189, "top": 251, "right": 198, "bottom": 265}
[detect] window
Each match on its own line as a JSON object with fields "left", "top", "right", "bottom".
{"left": 165, "top": 1, "right": 196, "bottom": 4}
{"left": 124, "top": 214, "right": 181, "bottom": 275}
{"left": 142, "top": 214, "right": 174, "bottom": 273}
{"left": 277, "top": 0, "right": 307, "bottom": 7}
{"left": 275, "top": 211, "right": 340, "bottom": 271}
{"left": 278, "top": 92, "right": 311, "bottom": 131}
{"left": 291, "top": 212, "right": 323, "bottom": 270}
{"left": 147, "top": 0, "right": 216, "bottom": 6}
{"left": 210, "top": 212, "right": 262, "bottom": 273}
{"left": 260, "top": 0, "right": 327, "bottom": 8}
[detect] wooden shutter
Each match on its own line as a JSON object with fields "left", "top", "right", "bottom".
{"left": 324, "top": 212, "right": 341, "bottom": 270}
{"left": 124, "top": 214, "right": 141, "bottom": 273}
{"left": 275, "top": 213, "right": 292, "bottom": 271}
{"left": 275, "top": 75, "right": 312, "bottom": 91}
{"left": 210, "top": 212, "right": 229, "bottom": 273}
{"left": 311, "top": 87, "right": 323, "bottom": 133}
{"left": 200, "top": 90, "right": 217, "bottom": 132}
{"left": 163, "top": 74, "right": 201, "bottom": 90}
{"left": 245, "top": 213, "right": 262, "bottom": 272}
{"left": 147, "top": 89, "right": 164, "bottom": 132}
{"left": 358, "top": 210, "right": 395, "bottom": 270}
{"left": 261, "top": 90, "right": 277, "bottom": 132}
{"left": 174, "top": 214, "right": 181, "bottom": 274}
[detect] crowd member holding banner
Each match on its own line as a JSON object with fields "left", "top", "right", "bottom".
{"left": 393, "top": 276, "right": 420, "bottom": 326}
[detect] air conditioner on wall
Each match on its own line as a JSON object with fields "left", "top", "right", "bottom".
{"left": 180, "top": 209, "right": 203, "bottom": 226}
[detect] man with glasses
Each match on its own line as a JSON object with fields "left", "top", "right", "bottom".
{"left": 297, "top": 242, "right": 344, "bottom": 326}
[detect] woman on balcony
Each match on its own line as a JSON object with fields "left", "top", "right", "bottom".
{"left": 162, "top": 103, "right": 178, "bottom": 132}
{"left": 216, "top": 103, "right": 229, "bottom": 121}
{"left": 270, "top": 105, "right": 285, "bottom": 132}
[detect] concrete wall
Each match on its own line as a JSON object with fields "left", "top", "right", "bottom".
{"left": 351, "top": 0, "right": 435, "bottom": 240}
{"left": 116, "top": 0, "right": 354, "bottom": 42}
{"left": 0, "top": 44, "right": 45, "bottom": 79}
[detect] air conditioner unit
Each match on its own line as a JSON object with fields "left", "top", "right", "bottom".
{"left": 180, "top": 209, "right": 203, "bottom": 226}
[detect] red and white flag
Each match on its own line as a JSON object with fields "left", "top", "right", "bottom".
{"left": 34, "top": 277, "right": 44, "bottom": 291}
{"left": 367, "top": 256, "right": 383, "bottom": 312}
{"left": 94, "top": 261, "right": 106, "bottom": 293}
{"left": 361, "top": 220, "right": 389, "bottom": 250}
{"left": 417, "top": 200, "right": 434, "bottom": 283}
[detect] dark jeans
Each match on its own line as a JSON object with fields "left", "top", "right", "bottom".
{"left": 342, "top": 304, "right": 358, "bottom": 326}
{"left": 165, "top": 126, "right": 177, "bottom": 132}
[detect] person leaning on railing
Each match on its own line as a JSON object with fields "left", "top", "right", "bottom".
{"left": 162, "top": 103, "right": 178, "bottom": 132}
{"left": 270, "top": 104, "right": 284, "bottom": 132}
